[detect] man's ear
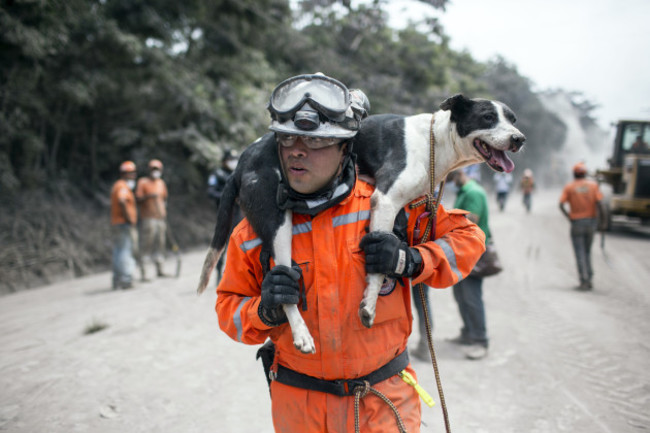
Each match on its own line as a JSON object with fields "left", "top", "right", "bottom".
{"left": 339, "top": 141, "right": 349, "bottom": 156}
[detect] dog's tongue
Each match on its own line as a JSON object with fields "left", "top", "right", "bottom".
{"left": 490, "top": 150, "right": 515, "bottom": 173}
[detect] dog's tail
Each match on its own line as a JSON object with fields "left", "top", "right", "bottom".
{"left": 197, "top": 177, "right": 239, "bottom": 295}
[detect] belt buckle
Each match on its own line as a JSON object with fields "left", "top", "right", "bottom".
{"left": 341, "top": 378, "right": 366, "bottom": 395}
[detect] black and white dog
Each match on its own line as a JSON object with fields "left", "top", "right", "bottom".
{"left": 197, "top": 94, "right": 525, "bottom": 354}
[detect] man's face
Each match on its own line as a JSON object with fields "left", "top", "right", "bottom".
{"left": 279, "top": 136, "right": 346, "bottom": 194}
{"left": 122, "top": 171, "right": 137, "bottom": 181}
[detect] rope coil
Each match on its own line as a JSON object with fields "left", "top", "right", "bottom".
{"left": 353, "top": 113, "right": 452, "bottom": 432}
{"left": 354, "top": 381, "right": 408, "bottom": 433}
{"left": 412, "top": 114, "right": 452, "bottom": 433}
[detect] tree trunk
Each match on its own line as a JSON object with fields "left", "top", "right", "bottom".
{"left": 48, "top": 104, "right": 72, "bottom": 176}
{"left": 90, "top": 116, "right": 98, "bottom": 187}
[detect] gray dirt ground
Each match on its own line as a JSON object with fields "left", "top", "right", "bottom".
{"left": 1, "top": 188, "right": 649, "bottom": 433}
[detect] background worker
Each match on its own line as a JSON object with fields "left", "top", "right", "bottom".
{"left": 207, "top": 149, "right": 242, "bottom": 282}
{"left": 493, "top": 171, "right": 513, "bottom": 211}
{"left": 215, "top": 73, "right": 486, "bottom": 433}
{"left": 559, "top": 162, "right": 606, "bottom": 291}
{"left": 207, "top": 149, "right": 240, "bottom": 209}
{"left": 520, "top": 168, "right": 535, "bottom": 213}
{"left": 448, "top": 167, "right": 492, "bottom": 360}
{"left": 630, "top": 134, "right": 649, "bottom": 153}
{"left": 135, "top": 159, "right": 169, "bottom": 280}
{"left": 110, "top": 161, "right": 138, "bottom": 290}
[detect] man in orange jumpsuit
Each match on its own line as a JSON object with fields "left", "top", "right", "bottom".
{"left": 110, "top": 161, "right": 138, "bottom": 289}
{"left": 136, "top": 159, "right": 169, "bottom": 279}
{"left": 520, "top": 168, "right": 535, "bottom": 213}
{"left": 216, "top": 74, "right": 486, "bottom": 432}
{"left": 559, "top": 162, "right": 606, "bottom": 291}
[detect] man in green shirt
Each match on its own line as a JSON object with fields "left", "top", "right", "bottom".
{"left": 448, "top": 167, "right": 491, "bottom": 360}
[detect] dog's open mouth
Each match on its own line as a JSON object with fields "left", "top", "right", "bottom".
{"left": 473, "top": 139, "right": 515, "bottom": 173}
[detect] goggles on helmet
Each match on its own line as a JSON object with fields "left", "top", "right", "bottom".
{"left": 268, "top": 74, "right": 350, "bottom": 123}
{"left": 276, "top": 133, "right": 343, "bottom": 150}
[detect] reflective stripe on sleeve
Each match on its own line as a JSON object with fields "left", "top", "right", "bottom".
{"left": 238, "top": 223, "right": 313, "bottom": 252}
{"left": 240, "top": 238, "right": 262, "bottom": 253}
{"left": 239, "top": 210, "right": 370, "bottom": 253}
{"left": 292, "top": 221, "right": 312, "bottom": 235}
{"left": 234, "top": 296, "right": 252, "bottom": 342}
{"left": 333, "top": 210, "right": 370, "bottom": 228}
{"left": 434, "top": 237, "right": 463, "bottom": 281}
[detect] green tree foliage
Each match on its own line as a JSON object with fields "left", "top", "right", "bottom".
{"left": 0, "top": 0, "right": 593, "bottom": 291}
{"left": 2, "top": 0, "right": 574, "bottom": 196}
{"left": 1, "top": 0, "right": 283, "bottom": 197}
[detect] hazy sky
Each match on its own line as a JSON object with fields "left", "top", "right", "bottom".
{"left": 384, "top": 0, "right": 650, "bottom": 130}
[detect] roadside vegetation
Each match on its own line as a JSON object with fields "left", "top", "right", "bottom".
{"left": 0, "top": 0, "right": 599, "bottom": 292}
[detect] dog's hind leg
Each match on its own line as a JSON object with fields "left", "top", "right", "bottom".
{"left": 274, "top": 210, "right": 316, "bottom": 354}
{"left": 359, "top": 190, "right": 402, "bottom": 328}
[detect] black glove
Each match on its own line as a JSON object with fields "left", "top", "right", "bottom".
{"left": 258, "top": 265, "right": 301, "bottom": 327}
{"left": 359, "top": 232, "right": 422, "bottom": 278}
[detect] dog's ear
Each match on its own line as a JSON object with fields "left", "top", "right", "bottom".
{"left": 440, "top": 94, "right": 473, "bottom": 120}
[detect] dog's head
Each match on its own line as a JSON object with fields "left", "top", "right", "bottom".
{"left": 440, "top": 94, "right": 525, "bottom": 173}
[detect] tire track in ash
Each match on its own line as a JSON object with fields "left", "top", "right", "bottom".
{"left": 493, "top": 205, "right": 650, "bottom": 432}
{"left": 520, "top": 250, "right": 650, "bottom": 430}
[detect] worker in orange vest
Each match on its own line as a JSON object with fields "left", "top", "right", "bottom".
{"left": 559, "top": 162, "right": 606, "bottom": 290}
{"left": 520, "top": 168, "right": 535, "bottom": 213}
{"left": 215, "top": 74, "right": 486, "bottom": 432}
{"left": 110, "top": 161, "right": 138, "bottom": 290}
{"left": 136, "top": 159, "right": 169, "bottom": 280}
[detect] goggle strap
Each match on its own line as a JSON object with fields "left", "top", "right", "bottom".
{"left": 269, "top": 105, "right": 349, "bottom": 125}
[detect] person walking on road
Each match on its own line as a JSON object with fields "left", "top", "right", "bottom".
{"left": 494, "top": 171, "right": 513, "bottom": 211}
{"left": 207, "top": 150, "right": 243, "bottom": 283}
{"left": 448, "top": 167, "right": 492, "bottom": 360}
{"left": 135, "top": 159, "right": 169, "bottom": 280}
{"left": 520, "top": 168, "right": 535, "bottom": 213}
{"left": 559, "top": 162, "right": 606, "bottom": 291}
{"left": 207, "top": 149, "right": 240, "bottom": 209}
{"left": 110, "top": 161, "right": 138, "bottom": 290}
{"left": 215, "top": 73, "right": 486, "bottom": 433}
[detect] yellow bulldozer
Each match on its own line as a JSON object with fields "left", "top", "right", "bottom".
{"left": 597, "top": 120, "right": 650, "bottom": 229}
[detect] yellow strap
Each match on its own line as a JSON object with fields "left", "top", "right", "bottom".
{"left": 399, "top": 370, "right": 436, "bottom": 407}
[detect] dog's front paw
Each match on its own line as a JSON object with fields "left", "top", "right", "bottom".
{"left": 293, "top": 335, "right": 316, "bottom": 354}
{"left": 358, "top": 300, "right": 375, "bottom": 328}
{"left": 292, "top": 324, "right": 316, "bottom": 354}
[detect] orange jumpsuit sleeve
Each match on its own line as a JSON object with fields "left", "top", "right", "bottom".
{"left": 410, "top": 204, "right": 486, "bottom": 288}
{"left": 215, "top": 224, "right": 278, "bottom": 345}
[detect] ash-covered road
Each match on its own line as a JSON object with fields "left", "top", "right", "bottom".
{"left": 1, "top": 188, "right": 649, "bottom": 432}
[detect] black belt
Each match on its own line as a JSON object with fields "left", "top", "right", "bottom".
{"left": 273, "top": 350, "right": 409, "bottom": 397}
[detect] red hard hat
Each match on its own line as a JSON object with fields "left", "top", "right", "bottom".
{"left": 573, "top": 162, "right": 587, "bottom": 175}
{"left": 148, "top": 159, "right": 163, "bottom": 170}
{"left": 120, "top": 160, "right": 136, "bottom": 173}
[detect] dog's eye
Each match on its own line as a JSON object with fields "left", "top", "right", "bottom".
{"left": 483, "top": 114, "right": 495, "bottom": 122}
